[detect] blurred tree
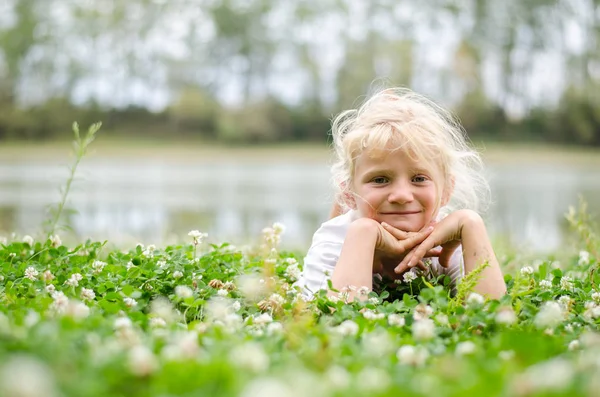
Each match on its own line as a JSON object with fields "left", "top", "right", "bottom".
{"left": 0, "top": 0, "right": 38, "bottom": 102}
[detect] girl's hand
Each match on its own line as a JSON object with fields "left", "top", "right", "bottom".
{"left": 376, "top": 221, "right": 443, "bottom": 272}
{"left": 371, "top": 220, "right": 436, "bottom": 272}
{"left": 389, "top": 210, "right": 481, "bottom": 274}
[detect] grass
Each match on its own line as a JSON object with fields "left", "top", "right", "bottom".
{"left": 1, "top": 125, "right": 600, "bottom": 396}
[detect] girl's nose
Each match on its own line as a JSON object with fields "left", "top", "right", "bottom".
{"left": 387, "top": 181, "right": 414, "bottom": 203}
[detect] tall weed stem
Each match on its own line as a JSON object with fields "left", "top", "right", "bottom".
{"left": 45, "top": 122, "right": 101, "bottom": 237}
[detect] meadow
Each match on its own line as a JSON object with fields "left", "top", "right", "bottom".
{"left": 1, "top": 124, "right": 600, "bottom": 397}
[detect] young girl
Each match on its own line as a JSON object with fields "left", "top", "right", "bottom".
{"left": 297, "top": 88, "right": 506, "bottom": 301}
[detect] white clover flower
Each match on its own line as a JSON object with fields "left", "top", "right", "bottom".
{"left": 284, "top": 263, "right": 301, "bottom": 281}
{"left": 285, "top": 257, "right": 298, "bottom": 265}
{"left": 591, "top": 291, "right": 600, "bottom": 304}
{"left": 326, "top": 366, "right": 351, "bottom": 389}
{"left": 217, "top": 289, "right": 228, "bottom": 297}
{"left": 539, "top": 279, "right": 553, "bottom": 290}
{"left": 156, "top": 260, "right": 167, "bottom": 269}
{"left": 175, "top": 285, "right": 193, "bottom": 299}
{"left": 534, "top": 301, "right": 565, "bottom": 329}
{"left": 254, "top": 313, "right": 273, "bottom": 325}
{"left": 412, "top": 319, "right": 436, "bottom": 341}
{"left": 42, "top": 270, "right": 54, "bottom": 282}
{"left": 357, "top": 286, "right": 370, "bottom": 296}
{"left": 564, "top": 323, "right": 574, "bottom": 333}
{"left": 128, "top": 345, "right": 158, "bottom": 376}
{"left": 272, "top": 222, "right": 286, "bottom": 235}
{"left": 0, "top": 355, "right": 58, "bottom": 397}
{"left": 65, "top": 301, "right": 90, "bottom": 320}
{"left": 434, "top": 313, "right": 450, "bottom": 326}
{"left": 0, "top": 275, "right": 4, "bottom": 282}
{"left": 80, "top": 288, "right": 96, "bottom": 301}
{"left": 65, "top": 273, "right": 83, "bottom": 287}
{"left": 24, "top": 267, "right": 39, "bottom": 281}
{"left": 559, "top": 276, "right": 573, "bottom": 290}
{"left": 568, "top": 340, "right": 580, "bottom": 351}
{"left": 558, "top": 295, "right": 571, "bottom": 308}
{"left": 368, "top": 297, "right": 379, "bottom": 305}
{"left": 24, "top": 311, "right": 40, "bottom": 328}
{"left": 455, "top": 341, "right": 476, "bottom": 356}
{"left": 23, "top": 235, "right": 34, "bottom": 246}
{"left": 114, "top": 317, "right": 133, "bottom": 329}
{"left": 49, "top": 235, "right": 62, "bottom": 248}
{"left": 236, "top": 274, "right": 267, "bottom": 301}
{"left": 232, "top": 300, "right": 241, "bottom": 312}
{"left": 262, "top": 227, "right": 282, "bottom": 247}
{"left": 334, "top": 320, "right": 359, "bottom": 336}
{"left": 123, "top": 297, "right": 138, "bottom": 308}
{"left": 45, "top": 284, "right": 56, "bottom": 294}
{"left": 499, "top": 350, "right": 515, "bottom": 360}
{"left": 126, "top": 261, "right": 135, "bottom": 270}
{"left": 172, "top": 270, "right": 184, "bottom": 279}
{"left": 388, "top": 314, "right": 405, "bottom": 327}
{"left": 357, "top": 368, "right": 391, "bottom": 393}
{"left": 230, "top": 343, "right": 270, "bottom": 373}
{"left": 266, "top": 322, "right": 283, "bottom": 336}
{"left": 578, "top": 251, "right": 590, "bottom": 266}
{"left": 361, "top": 331, "right": 393, "bottom": 358}
{"left": 362, "top": 309, "right": 385, "bottom": 321}
{"left": 328, "top": 294, "right": 340, "bottom": 304}
{"left": 520, "top": 266, "right": 534, "bottom": 276}
{"left": 149, "top": 317, "right": 167, "bottom": 328}
{"left": 396, "top": 345, "right": 429, "bottom": 367}
{"left": 519, "top": 358, "right": 574, "bottom": 393}
{"left": 188, "top": 230, "right": 208, "bottom": 245}
{"left": 495, "top": 308, "right": 517, "bottom": 325}
{"left": 466, "top": 292, "right": 485, "bottom": 306}
{"left": 403, "top": 270, "right": 418, "bottom": 283}
{"left": 239, "top": 378, "right": 292, "bottom": 397}
{"left": 50, "top": 291, "right": 69, "bottom": 313}
{"left": 92, "top": 260, "right": 106, "bottom": 274}
{"left": 413, "top": 303, "right": 434, "bottom": 321}
{"left": 8, "top": 253, "right": 16, "bottom": 259}
{"left": 268, "top": 293, "right": 285, "bottom": 306}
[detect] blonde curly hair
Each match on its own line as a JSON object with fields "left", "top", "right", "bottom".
{"left": 330, "top": 87, "right": 490, "bottom": 218}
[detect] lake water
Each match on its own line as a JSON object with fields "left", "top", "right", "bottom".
{"left": 1, "top": 156, "right": 599, "bottom": 252}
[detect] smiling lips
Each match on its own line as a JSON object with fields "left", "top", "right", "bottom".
{"left": 380, "top": 211, "right": 421, "bottom": 215}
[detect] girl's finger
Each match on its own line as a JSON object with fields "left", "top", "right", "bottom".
{"left": 396, "top": 237, "right": 438, "bottom": 273}
{"left": 380, "top": 222, "right": 410, "bottom": 240}
{"left": 396, "top": 226, "right": 434, "bottom": 252}
{"left": 424, "top": 247, "right": 443, "bottom": 257}
{"left": 415, "top": 260, "right": 427, "bottom": 271}
{"left": 394, "top": 248, "right": 416, "bottom": 274}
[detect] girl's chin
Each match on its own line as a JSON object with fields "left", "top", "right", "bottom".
{"left": 378, "top": 220, "right": 424, "bottom": 233}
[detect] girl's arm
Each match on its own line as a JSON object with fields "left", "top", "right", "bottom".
{"left": 389, "top": 210, "right": 506, "bottom": 299}
{"left": 331, "top": 218, "right": 434, "bottom": 300}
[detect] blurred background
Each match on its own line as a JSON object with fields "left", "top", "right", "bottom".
{"left": 0, "top": 0, "right": 599, "bottom": 251}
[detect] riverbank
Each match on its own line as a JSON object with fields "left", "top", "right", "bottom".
{"left": 2, "top": 138, "right": 600, "bottom": 165}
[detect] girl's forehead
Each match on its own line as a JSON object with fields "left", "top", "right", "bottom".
{"left": 355, "top": 147, "right": 430, "bottom": 170}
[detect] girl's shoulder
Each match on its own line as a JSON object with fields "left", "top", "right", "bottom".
{"left": 310, "top": 209, "right": 359, "bottom": 246}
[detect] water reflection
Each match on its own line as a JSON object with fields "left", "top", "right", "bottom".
{"left": 0, "top": 160, "right": 598, "bottom": 252}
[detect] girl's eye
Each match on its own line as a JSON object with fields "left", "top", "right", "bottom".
{"left": 412, "top": 175, "right": 428, "bottom": 183}
{"left": 372, "top": 177, "right": 388, "bottom": 184}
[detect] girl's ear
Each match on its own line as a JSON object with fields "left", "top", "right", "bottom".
{"left": 343, "top": 191, "right": 357, "bottom": 209}
{"left": 339, "top": 181, "right": 357, "bottom": 209}
{"left": 441, "top": 176, "right": 455, "bottom": 207}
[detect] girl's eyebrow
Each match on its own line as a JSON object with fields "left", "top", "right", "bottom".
{"left": 361, "top": 167, "right": 395, "bottom": 178}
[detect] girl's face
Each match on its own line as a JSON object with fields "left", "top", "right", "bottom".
{"left": 350, "top": 149, "right": 444, "bottom": 232}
